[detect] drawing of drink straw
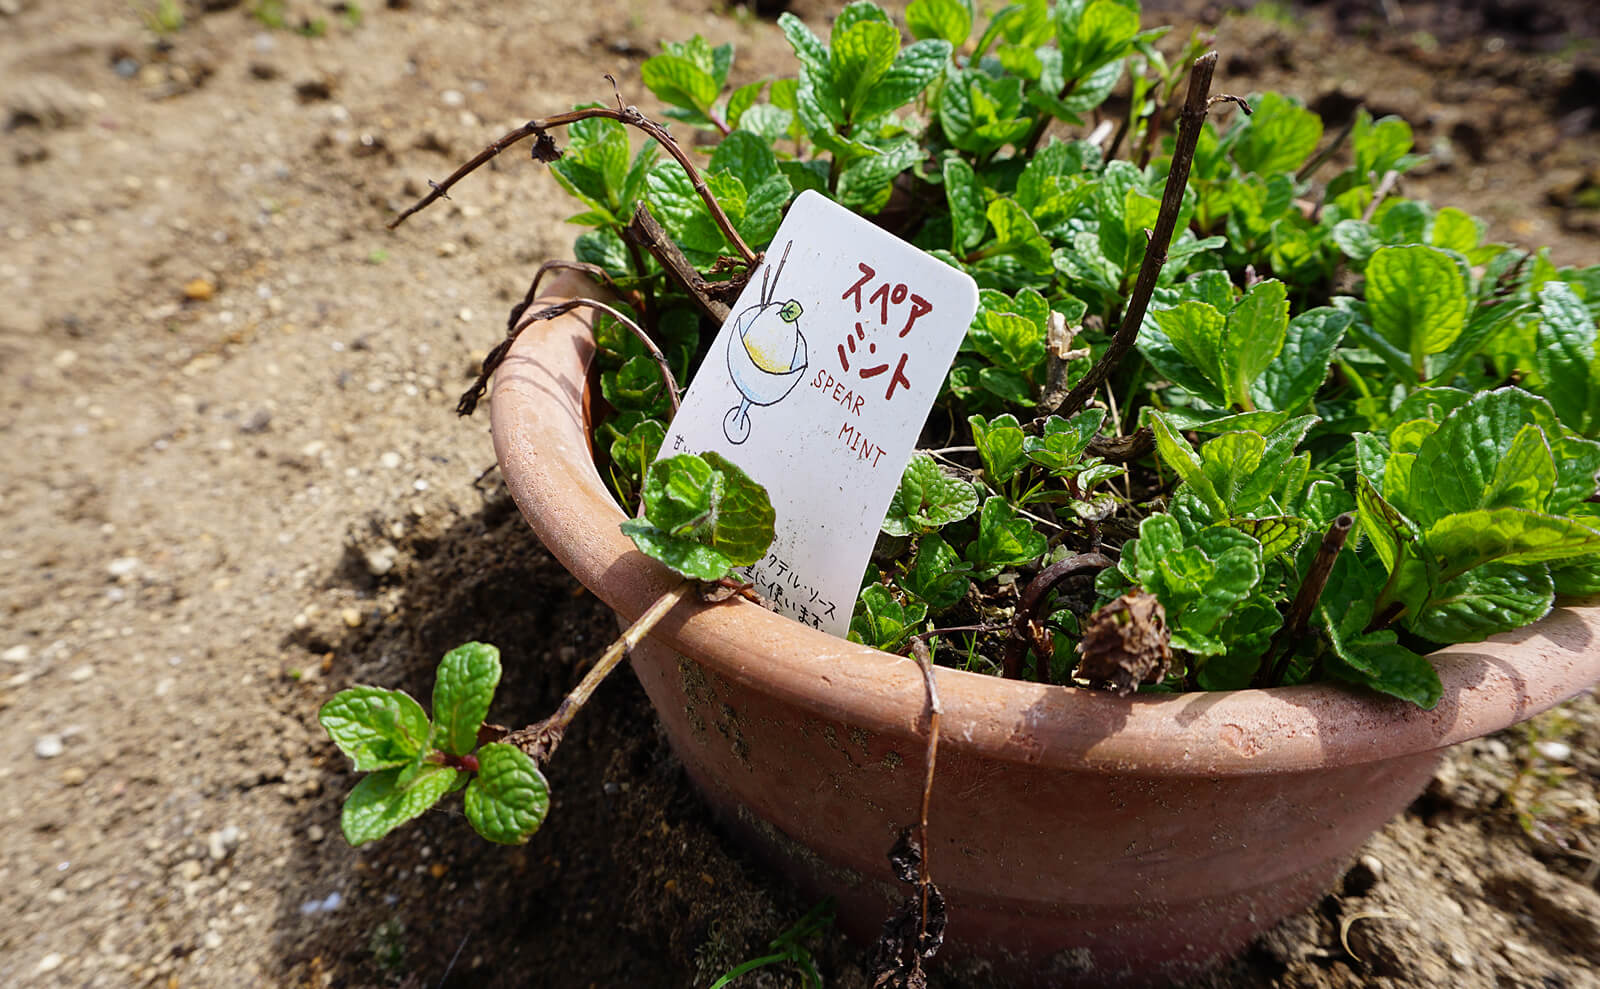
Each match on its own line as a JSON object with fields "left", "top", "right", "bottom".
{"left": 723, "top": 241, "right": 808, "bottom": 444}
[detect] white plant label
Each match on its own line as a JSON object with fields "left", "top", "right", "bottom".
{"left": 660, "top": 189, "right": 979, "bottom": 636}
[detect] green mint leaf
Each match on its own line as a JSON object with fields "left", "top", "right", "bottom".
{"left": 1481, "top": 424, "right": 1556, "bottom": 513}
{"left": 1197, "top": 598, "right": 1280, "bottom": 689}
{"left": 320, "top": 686, "right": 431, "bottom": 772}
{"left": 740, "top": 172, "right": 795, "bottom": 247}
{"left": 984, "top": 198, "right": 1055, "bottom": 274}
{"left": 600, "top": 354, "right": 665, "bottom": 414}
{"left": 1251, "top": 307, "right": 1352, "bottom": 412}
{"left": 1221, "top": 516, "right": 1309, "bottom": 559}
{"left": 1352, "top": 111, "right": 1421, "bottom": 180}
{"left": 1423, "top": 509, "right": 1600, "bottom": 583}
{"left": 943, "top": 157, "right": 987, "bottom": 252}
{"left": 836, "top": 139, "right": 924, "bottom": 214}
{"left": 700, "top": 452, "right": 777, "bottom": 567}
{"left": 1330, "top": 219, "right": 1381, "bottom": 266}
{"left": 970, "top": 308, "right": 1046, "bottom": 374}
{"left": 883, "top": 453, "right": 979, "bottom": 536}
{"left": 708, "top": 130, "right": 780, "bottom": 187}
{"left": 1221, "top": 279, "right": 1289, "bottom": 409}
{"left": 646, "top": 161, "right": 727, "bottom": 258}
{"left": 463, "top": 743, "right": 551, "bottom": 845}
{"left": 1552, "top": 556, "right": 1600, "bottom": 595}
{"left": 830, "top": 15, "right": 899, "bottom": 121}
{"left": 1429, "top": 206, "right": 1484, "bottom": 254}
{"left": 778, "top": 13, "right": 831, "bottom": 82}
{"left": 620, "top": 519, "right": 735, "bottom": 582}
{"left": 834, "top": 0, "right": 892, "bottom": 33}
{"left": 965, "top": 495, "right": 1047, "bottom": 578}
{"left": 1093, "top": 161, "right": 1146, "bottom": 276}
{"left": 341, "top": 764, "right": 459, "bottom": 846}
{"left": 548, "top": 112, "right": 630, "bottom": 221}
{"left": 1409, "top": 562, "right": 1553, "bottom": 645}
{"left": 1140, "top": 301, "right": 1228, "bottom": 405}
{"left": 1149, "top": 410, "right": 1225, "bottom": 519}
{"left": 901, "top": 533, "right": 971, "bottom": 612}
{"left": 608, "top": 418, "right": 666, "bottom": 503}
{"left": 1198, "top": 431, "right": 1265, "bottom": 515}
{"left": 977, "top": 366, "right": 1033, "bottom": 405}
{"left": 1121, "top": 512, "right": 1184, "bottom": 585}
{"left": 574, "top": 229, "right": 631, "bottom": 277}
{"left": 1408, "top": 388, "right": 1561, "bottom": 525}
{"left": 1366, "top": 244, "right": 1468, "bottom": 369}
{"left": 858, "top": 39, "right": 951, "bottom": 120}
{"left": 849, "top": 583, "right": 928, "bottom": 652}
{"left": 641, "top": 52, "right": 721, "bottom": 122}
{"left": 431, "top": 642, "right": 501, "bottom": 757}
{"left": 1374, "top": 199, "right": 1428, "bottom": 247}
{"left": 725, "top": 79, "right": 766, "bottom": 129}
{"left": 1229, "top": 92, "right": 1323, "bottom": 177}
{"left": 1356, "top": 474, "right": 1418, "bottom": 576}
{"left": 1057, "top": 0, "right": 1140, "bottom": 77}
{"left": 939, "top": 67, "right": 1031, "bottom": 155}
{"left": 1024, "top": 409, "right": 1106, "bottom": 473}
{"left": 1427, "top": 296, "right": 1531, "bottom": 386}
{"left": 1535, "top": 281, "right": 1600, "bottom": 436}
{"left": 968, "top": 413, "right": 1028, "bottom": 485}
{"left": 740, "top": 103, "right": 796, "bottom": 143}
{"left": 1319, "top": 606, "right": 1442, "bottom": 709}
{"left": 641, "top": 453, "right": 719, "bottom": 535}
{"left": 906, "top": 0, "right": 974, "bottom": 45}
{"left": 1230, "top": 414, "right": 1317, "bottom": 512}
{"left": 1162, "top": 532, "right": 1263, "bottom": 654}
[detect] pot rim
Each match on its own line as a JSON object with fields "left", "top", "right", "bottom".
{"left": 490, "top": 273, "right": 1600, "bottom": 777}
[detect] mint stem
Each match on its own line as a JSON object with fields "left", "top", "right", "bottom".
{"left": 1044, "top": 52, "right": 1241, "bottom": 422}
{"left": 506, "top": 580, "right": 695, "bottom": 763}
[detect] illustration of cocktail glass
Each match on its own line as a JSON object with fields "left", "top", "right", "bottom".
{"left": 723, "top": 243, "right": 808, "bottom": 444}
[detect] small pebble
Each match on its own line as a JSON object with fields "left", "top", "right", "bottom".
{"left": 178, "top": 859, "right": 203, "bottom": 881}
{"left": 36, "top": 952, "right": 63, "bottom": 974}
{"left": 207, "top": 825, "right": 241, "bottom": 861}
{"left": 60, "top": 766, "right": 87, "bottom": 786}
{"left": 183, "top": 277, "right": 215, "bottom": 302}
{"left": 440, "top": 89, "right": 464, "bottom": 107}
{"left": 1534, "top": 739, "right": 1572, "bottom": 761}
{"left": 299, "top": 891, "right": 343, "bottom": 915}
{"left": 1359, "top": 854, "right": 1383, "bottom": 882}
{"left": 203, "top": 930, "right": 222, "bottom": 950}
{"left": 378, "top": 451, "right": 401, "bottom": 470}
{"left": 306, "top": 824, "right": 325, "bottom": 843}
{"left": 340, "top": 607, "right": 363, "bottom": 628}
{"left": 106, "top": 557, "right": 140, "bottom": 578}
{"left": 363, "top": 544, "right": 398, "bottom": 577}
{"left": 2, "top": 644, "right": 28, "bottom": 663}
{"left": 35, "top": 734, "right": 64, "bottom": 759}
{"left": 69, "top": 664, "right": 94, "bottom": 682}
{"left": 238, "top": 408, "right": 272, "bottom": 434}
{"left": 457, "top": 307, "right": 473, "bottom": 322}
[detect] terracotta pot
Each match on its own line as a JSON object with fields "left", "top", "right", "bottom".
{"left": 490, "top": 273, "right": 1600, "bottom": 987}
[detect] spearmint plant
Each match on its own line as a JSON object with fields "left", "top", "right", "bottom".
{"left": 378, "top": 0, "right": 1600, "bottom": 731}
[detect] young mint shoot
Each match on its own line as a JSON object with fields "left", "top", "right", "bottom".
{"left": 320, "top": 643, "right": 550, "bottom": 846}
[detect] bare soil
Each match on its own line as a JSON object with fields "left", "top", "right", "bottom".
{"left": 1, "top": 2, "right": 1596, "bottom": 987}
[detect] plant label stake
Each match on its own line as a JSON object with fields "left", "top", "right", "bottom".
{"left": 660, "top": 190, "right": 977, "bottom": 636}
